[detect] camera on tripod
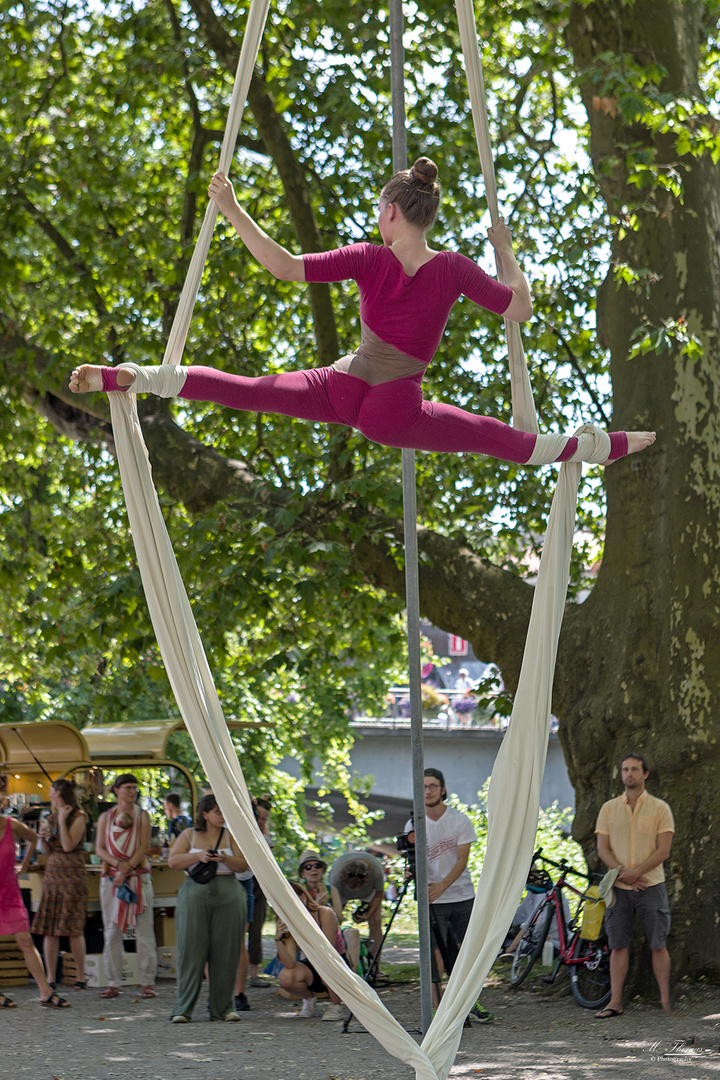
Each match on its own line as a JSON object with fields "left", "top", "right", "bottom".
{"left": 396, "top": 814, "right": 416, "bottom": 876}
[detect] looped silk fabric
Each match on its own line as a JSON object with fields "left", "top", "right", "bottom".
{"left": 528, "top": 423, "right": 611, "bottom": 466}
{"left": 117, "top": 363, "right": 188, "bottom": 399}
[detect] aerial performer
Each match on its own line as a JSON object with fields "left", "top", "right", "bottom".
{"left": 69, "top": 157, "right": 655, "bottom": 465}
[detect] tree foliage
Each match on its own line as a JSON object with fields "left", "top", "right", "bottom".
{"left": 1, "top": 0, "right": 719, "bottom": 980}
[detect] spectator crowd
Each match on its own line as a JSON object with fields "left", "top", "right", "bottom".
{"left": 1, "top": 751, "right": 675, "bottom": 1026}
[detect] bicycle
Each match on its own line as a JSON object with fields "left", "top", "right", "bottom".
{"left": 509, "top": 849, "right": 611, "bottom": 1009}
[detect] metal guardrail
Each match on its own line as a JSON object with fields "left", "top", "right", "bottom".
{"left": 352, "top": 688, "right": 501, "bottom": 731}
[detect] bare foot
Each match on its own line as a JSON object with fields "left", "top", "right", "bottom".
{"left": 602, "top": 431, "right": 656, "bottom": 466}
{"left": 69, "top": 365, "right": 136, "bottom": 393}
{"left": 69, "top": 365, "right": 104, "bottom": 393}
{"left": 627, "top": 431, "right": 656, "bottom": 455}
{"left": 661, "top": 1000, "right": 674, "bottom": 1015}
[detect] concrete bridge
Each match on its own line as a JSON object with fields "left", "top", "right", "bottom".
{"left": 283, "top": 724, "right": 575, "bottom": 846}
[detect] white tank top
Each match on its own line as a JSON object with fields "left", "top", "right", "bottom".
{"left": 188, "top": 830, "right": 234, "bottom": 875}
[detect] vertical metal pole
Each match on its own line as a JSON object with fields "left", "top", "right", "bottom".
{"left": 389, "top": 0, "right": 433, "bottom": 1037}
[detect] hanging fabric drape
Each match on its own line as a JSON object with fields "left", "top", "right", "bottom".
{"left": 105, "top": 2, "right": 605, "bottom": 1078}
{"left": 454, "top": 0, "right": 538, "bottom": 434}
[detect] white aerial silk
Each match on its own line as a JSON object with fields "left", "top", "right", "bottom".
{"left": 107, "top": 1, "right": 605, "bottom": 1076}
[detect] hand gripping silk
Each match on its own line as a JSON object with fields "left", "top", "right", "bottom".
{"left": 107, "top": 0, "right": 594, "bottom": 1077}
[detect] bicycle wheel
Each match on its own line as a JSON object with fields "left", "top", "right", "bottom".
{"left": 569, "top": 935, "right": 611, "bottom": 1009}
{"left": 510, "top": 902, "right": 553, "bottom": 987}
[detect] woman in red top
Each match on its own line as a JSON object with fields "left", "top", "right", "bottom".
{"left": 69, "top": 157, "right": 654, "bottom": 465}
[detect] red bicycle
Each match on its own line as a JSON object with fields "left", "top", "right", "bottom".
{"left": 509, "top": 849, "right": 611, "bottom": 1009}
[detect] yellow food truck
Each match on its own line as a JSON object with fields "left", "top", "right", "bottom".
{"left": 0, "top": 718, "right": 209, "bottom": 985}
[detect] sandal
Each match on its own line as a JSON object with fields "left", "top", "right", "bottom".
{"left": 40, "top": 992, "right": 71, "bottom": 1009}
{"left": 99, "top": 986, "right": 121, "bottom": 998}
{"left": 72, "top": 980, "right": 88, "bottom": 991}
{"left": 141, "top": 985, "right": 158, "bottom": 998}
{"left": 0, "top": 994, "right": 17, "bottom": 1008}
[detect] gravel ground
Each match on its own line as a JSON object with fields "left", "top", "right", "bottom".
{"left": 2, "top": 950, "right": 719, "bottom": 1079}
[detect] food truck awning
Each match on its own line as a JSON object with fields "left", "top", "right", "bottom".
{"left": 0, "top": 721, "right": 90, "bottom": 775}
{"left": 81, "top": 718, "right": 253, "bottom": 761}
{"left": 82, "top": 719, "right": 185, "bottom": 760}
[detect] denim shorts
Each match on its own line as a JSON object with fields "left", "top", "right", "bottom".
{"left": 605, "top": 882, "right": 671, "bottom": 951}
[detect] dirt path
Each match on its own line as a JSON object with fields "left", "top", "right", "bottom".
{"left": 2, "top": 963, "right": 718, "bottom": 1079}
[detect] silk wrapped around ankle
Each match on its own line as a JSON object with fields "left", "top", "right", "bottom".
{"left": 527, "top": 423, "right": 612, "bottom": 466}
{"left": 111, "top": 363, "right": 189, "bottom": 398}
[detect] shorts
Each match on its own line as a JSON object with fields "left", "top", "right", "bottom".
{"left": 299, "top": 957, "right": 327, "bottom": 995}
{"left": 605, "top": 883, "right": 671, "bottom": 951}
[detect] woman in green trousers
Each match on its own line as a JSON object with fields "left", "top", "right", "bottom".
{"left": 168, "top": 794, "right": 248, "bottom": 1022}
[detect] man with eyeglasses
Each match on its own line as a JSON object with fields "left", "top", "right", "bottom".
{"left": 405, "top": 767, "right": 492, "bottom": 1021}
{"left": 95, "top": 773, "right": 157, "bottom": 1000}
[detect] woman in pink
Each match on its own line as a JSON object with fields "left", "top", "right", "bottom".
{"left": 0, "top": 813, "right": 70, "bottom": 1008}
{"left": 69, "top": 157, "right": 654, "bottom": 464}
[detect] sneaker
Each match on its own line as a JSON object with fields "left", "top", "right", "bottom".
{"left": 249, "top": 975, "right": 272, "bottom": 987}
{"left": 234, "top": 992, "right": 250, "bottom": 1012}
{"left": 223, "top": 1010, "right": 242, "bottom": 1022}
{"left": 170, "top": 1015, "right": 188, "bottom": 1024}
{"left": 468, "top": 1002, "right": 493, "bottom": 1023}
{"left": 299, "top": 994, "right": 318, "bottom": 1018}
{"left": 322, "top": 1003, "right": 345, "bottom": 1021}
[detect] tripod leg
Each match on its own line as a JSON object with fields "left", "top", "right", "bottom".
{"left": 341, "top": 877, "right": 414, "bottom": 1031}
{"left": 365, "top": 876, "right": 414, "bottom": 984}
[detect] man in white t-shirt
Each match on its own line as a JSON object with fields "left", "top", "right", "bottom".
{"left": 404, "top": 768, "right": 491, "bottom": 1021}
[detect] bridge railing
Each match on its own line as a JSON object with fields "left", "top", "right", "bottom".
{"left": 352, "top": 687, "right": 500, "bottom": 731}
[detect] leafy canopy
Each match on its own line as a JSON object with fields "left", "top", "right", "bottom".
{"left": 2, "top": 0, "right": 718, "bottom": 790}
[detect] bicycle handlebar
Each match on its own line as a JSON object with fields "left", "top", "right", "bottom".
{"left": 532, "top": 847, "right": 592, "bottom": 883}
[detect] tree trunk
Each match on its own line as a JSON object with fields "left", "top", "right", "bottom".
{"left": 558, "top": 0, "right": 720, "bottom": 983}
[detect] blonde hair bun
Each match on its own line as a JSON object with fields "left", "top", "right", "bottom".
{"left": 411, "top": 157, "right": 439, "bottom": 186}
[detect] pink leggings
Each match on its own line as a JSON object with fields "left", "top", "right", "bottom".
{"left": 104, "top": 365, "right": 627, "bottom": 464}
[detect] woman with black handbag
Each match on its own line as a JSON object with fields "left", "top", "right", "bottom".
{"left": 168, "top": 793, "right": 248, "bottom": 1022}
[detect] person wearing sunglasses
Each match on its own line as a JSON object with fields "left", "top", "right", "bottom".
{"left": 297, "top": 851, "right": 341, "bottom": 911}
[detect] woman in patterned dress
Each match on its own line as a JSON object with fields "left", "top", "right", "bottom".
{"left": 31, "top": 779, "right": 88, "bottom": 989}
{"left": 0, "top": 812, "right": 69, "bottom": 1007}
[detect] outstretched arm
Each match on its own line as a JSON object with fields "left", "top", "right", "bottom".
{"left": 487, "top": 217, "right": 533, "bottom": 322}
{"left": 209, "top": 172, "right": 306, "bottom": 282}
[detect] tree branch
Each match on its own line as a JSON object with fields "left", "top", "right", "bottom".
{"left": 13, "top": 191, "right": 108, "bottom": 319}
{"left": 0, "top": 308, "right": 535, "bottom": 687}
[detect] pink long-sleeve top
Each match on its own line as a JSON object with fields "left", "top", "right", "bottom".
{"left": 302, "top": 243, "right": 513, "bottom": 366}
